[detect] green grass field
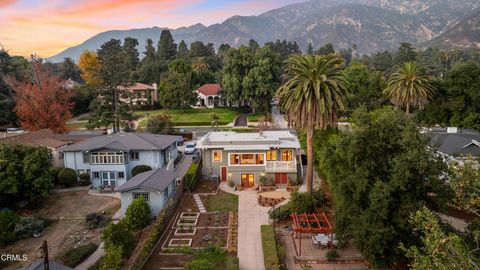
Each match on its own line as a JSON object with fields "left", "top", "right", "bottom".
{"left": 137, "top": 107, "right": 248, "bottom": 127}
{"left": 261, "top": 225, "right": 279, "bottom": 269}
{"left": 204, "top": 191, "right": 238, "bottom": 212}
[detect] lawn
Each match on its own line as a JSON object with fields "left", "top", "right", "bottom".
{"left": 137, "top": 107, "right": 248, "bottom": 127}
{"left": 66, "top": 122, "right": 88, "bottom": 129}
{"left": 189, "top": 251, "right": 239, "bottom": 270}
{"left": 261, "top": 225, "right": 279, "bottom": 270}
{"left": 204, "top": 191, "right": 238, "bottom": 212}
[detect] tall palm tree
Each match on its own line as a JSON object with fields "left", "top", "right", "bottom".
{"left": 276, "top": 54, "right": 349, "bottom": 193}
{"left": 384, "top": 62, "right": 435, "bottom": 114}
{"left": 192, "top": 57, "right": 210, "bottom": 74}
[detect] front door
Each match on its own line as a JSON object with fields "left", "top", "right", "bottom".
{"left": 221, "top": 167, "right": 227, "bottom": 182}
{"left": 241, "top": 173, "right": 254, "bottom": 188}
{"left": 275, "top": 173, "right": 288, "bottom": 185}
{"left": 101, "top": 172, "right": 116, "bottom": 187}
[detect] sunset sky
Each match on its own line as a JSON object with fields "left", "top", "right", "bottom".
{"left": 0, "top": 0, "right": 300, "bottom": 58}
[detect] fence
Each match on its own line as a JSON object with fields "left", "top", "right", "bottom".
{"left": 129, "top": 181, "right": 184, "bottom": 270}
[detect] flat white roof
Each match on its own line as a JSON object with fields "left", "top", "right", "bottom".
{"left": 196, "top": 131, "right": 300, "bottom": 150}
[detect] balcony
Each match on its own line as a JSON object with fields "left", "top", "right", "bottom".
{"left": 265, "top": 160, "right": 297, "bottom": 172}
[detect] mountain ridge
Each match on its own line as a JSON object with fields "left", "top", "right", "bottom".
{"left": 46, "top": 0, "right": 480, "bottom": 63}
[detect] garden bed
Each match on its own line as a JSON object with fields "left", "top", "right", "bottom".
{"left": 177, "top": 217, "right": 198, "bottom": 227}
{"left": 193, "top": 180, "right": 219, "bottom": 193}
{"left": 175, "top": 227, "right": 197, "bottom": 236}
{"left": 169, "top": 238, "right": 192, "bottom": 247}
{"left": 196, "top": 212, "right": 230, "bottom": 227}
{"left": 164, "top": 228, "right": 228, "bottom": 249}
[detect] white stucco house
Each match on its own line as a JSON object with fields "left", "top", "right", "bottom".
{"left": 116, "top": 168, "right": 178, "bottom": 216}
{"left": 61, "top": 132, "right": 181, "bottom": 188}
{"left": 195, "top": 83, "right": 224, "bottom": 108}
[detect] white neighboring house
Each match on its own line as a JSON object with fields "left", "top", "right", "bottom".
{"left": 61, "top": 132, "right": 181, "bottom": 188}
{"left": 195, "top": 83, "right": 224, "bottom": 108}
{"left": 117, "top": 168, "right": 178, "bottom": 216}
{"left": 427, "top": 127, "right": 480, "bottom": 164}
{"left": 117, "top": 83, "right": 158, "bottom": 106}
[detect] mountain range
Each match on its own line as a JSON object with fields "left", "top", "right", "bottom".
{"left": 47, "top": 0, "right": 480, "bottom": 63}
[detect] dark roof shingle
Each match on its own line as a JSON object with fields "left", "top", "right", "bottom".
{"left": 116, "top": 168, "right": 176, "bottom": 192}
{"left": 61, "top": 133, "right": 181, "bottom": 152}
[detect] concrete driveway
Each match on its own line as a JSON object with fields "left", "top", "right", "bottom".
{"left": 220, "top": 184, "right": 270, "bottom": 270}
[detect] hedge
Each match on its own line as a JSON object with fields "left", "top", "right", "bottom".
{"left": 131, "top": 165, "right": 152, "bottom": 177}
{"left": 185, "top": 163, "right": 200, "bottom": 191}
{"left": 172, "top": 121, "right": 231, "bottom": 127}
{"left": 261, "top": 225, "right": 279, "bottom": 270}
{"left": 58, "top": 168, "right": 77, "bottom": 187}
{"left": 59, "top": 242, "right": 98, "bottom": 267}
{"left": 129, "top": 200, "right": 175, "bottom": 270}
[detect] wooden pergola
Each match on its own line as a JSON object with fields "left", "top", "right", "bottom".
{"left": 290, "top": 213, "right": 334, "bottom": 256}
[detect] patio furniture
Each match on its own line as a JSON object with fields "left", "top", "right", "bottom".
{"left": 312, "top": 234, "right": 329, "bottom": 248}
{"left": 330, "top": 233, "right": 339, "bottom": 247}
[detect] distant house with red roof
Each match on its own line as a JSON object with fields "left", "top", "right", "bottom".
{"left": 195, "top": 83, "right": 224, "bottom": 108}
{"left": 117, "top": 83, "right": 158, "bottom": 106}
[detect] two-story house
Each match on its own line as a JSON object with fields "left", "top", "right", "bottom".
{"left": 427, "top": 127, "right": 480, "bottom": 164}
{"left": 196, "top": 131, "right": 301, "bottom": 187}
{"left": 61, "top": 132, "right": 181, "bottom": 188}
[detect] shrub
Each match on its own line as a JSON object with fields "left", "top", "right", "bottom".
{"left": 58, "top": 168, "right": 77, "bottom": 187}
{"left": 259, "top": 175, "right": 268, "bottom": 186}
{"left": 14, "top": 216, "right": 45, "bottom": 239}
{"left": 102, "top": 220, "right": 135, "bottom": 256}
{"left": 79, "top": 173, "right": 91, "bottom": 186}
{"left": 146, "top": 112, "right": 172, "bottom": 134}
{"left": 326, "top": 249, "right": 339, "bottom": 261}
{"left": 60, "top": 242, "right": 98, "bottom": 267}
{"left": 131, "top": 165, "right": 152, "bottom": 177}
{"left": 125, "top": 197, "right": 151, "bottom": 230}
{"left": 184, "top": 259, "right": 213, "bottom": 270}
{"left": 101, "top": 245, "right": 123, "bottom": 270}
{"left": 85, "top": 213, "right": 109, "bottom": 229}
{"left": 270, "top": 190, "right": 325, "bottom": 221}
{"left": 269, "top": 204, "right": 291, "bottom": 220}
{"left": 0, "top": 209, "right": 18, "bottom": 246}
{"left": 185, "top": 163, "right": 199, "bottom": 191}
{"left": 228, "top": 180, "right": 235, "bottom": 187}
{"left": 50, "top": 167, "right": 63, "bottom": 186}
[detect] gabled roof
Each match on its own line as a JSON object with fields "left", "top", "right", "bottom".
{"left": 116, "top": 168, "right": 175, "bottom": 192}
{"left": 0, "top": 129, "right": 69, "bottom": 149}
{"left": 196, "top": 83, "right": 221, "bottom": 96}
{"left": 117, "top": 83, "right": 155, "bottom": 91}
{"left": 61, "top": 132, "right": 181, "bottom": 152}
{"left": 428, "top": 128, "right": 480, "bottom": 157}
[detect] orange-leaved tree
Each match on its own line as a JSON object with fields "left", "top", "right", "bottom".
{"left": 5, "top": 62, "right": 73, "bottom": 133}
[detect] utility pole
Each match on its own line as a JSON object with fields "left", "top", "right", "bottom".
{"left": 41, "top": 240, "right": 49, "bottom": 270}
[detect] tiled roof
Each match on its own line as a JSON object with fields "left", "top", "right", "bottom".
{"left": 61, "top": 132, "right": 181, "bottom": 152}
{"left": 196, "top": 83, "right": 221, "bottom": 96}
{"left": 116, "top": 168, "right": 175, "bottom": 192}
{"left": 117, "top": 83, "right": 155, "bottom": 91}
{"left": 0, "top": 129, "right": 69, "bottom": 149}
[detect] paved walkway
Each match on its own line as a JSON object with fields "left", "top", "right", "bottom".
{"left": 220, "top": 184, "right": 269, "bottom": 270}
{"left": 234, "top": 114, "right": 248, "bottom": 127}
{"left": 193, "top": 194, "right": 207, "bottom": 213}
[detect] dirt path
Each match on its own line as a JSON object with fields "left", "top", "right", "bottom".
{"left": 0, "top": 190, "right": 120, "bottom": 270}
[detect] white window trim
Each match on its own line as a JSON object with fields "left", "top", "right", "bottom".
{"left": 228, "top": 153, "right": 266, "bottom": 166}
{"left": 281, "top": 149, "right": 294, "bottom": 161}
{"left": 133, "top": 192, "right": 150, "bottom": 203}
{"left": 212, "top": 150, "right": 222, "bottom": 162}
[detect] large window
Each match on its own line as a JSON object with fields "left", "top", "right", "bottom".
{"left": 229, "top": 153, "right": 265, "bottom": 165}
{"left": 91, "top": 152, "right": 125, "bottom": 164}
{"left": 213, "top": 150, "right": 222, "bottom": 162}
{"left": 118, "top": 172, "right": 125, "bottom": 179}
{"left": 92, "top": 172, "right": 100, "bottom": 179}
{"left": 83, "top": 152, "right": 90, "bottom": 163}
{"left": 281, "top": 150, "right": 293, "bottom": 161}
{"left": 133, "top": 192, "right": 149, "bottom": 203}
{"left": 266, "top": 150, "right": 277, "bottom": 161}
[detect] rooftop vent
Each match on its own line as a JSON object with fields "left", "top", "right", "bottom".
{"left": 447, "top": 127, "right": 458, "bottom": 133}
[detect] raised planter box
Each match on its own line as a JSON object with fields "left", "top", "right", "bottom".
{"left": 168, "top": 238, "right": 192, "bottom": 247}
{"left": 287, "top": 186, "right": 299, "bottom": 192}
{"left": 260, "top": 186, "right": 276, "bottom": 192}
{"left": 177, "top": 218, "right": 198, "bottom": 227}
{"left": 180, "top": 212, "right": 200, "bottom": 219}
{"left": 174, "top": 227, "right": 197, "bottom": 236}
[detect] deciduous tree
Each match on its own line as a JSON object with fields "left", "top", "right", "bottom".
{"left": 78, "top": 50, "right": 103, "bottom": 86}
{"left": 5, "top": 62, "right": 73, "bottom": 133}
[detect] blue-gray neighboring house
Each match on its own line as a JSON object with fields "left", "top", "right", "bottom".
{"left": 116, "top": 168, "right": 178, "bottom": 216}
{"left": 61, "top": 132, "right": 181, "bottom": 188}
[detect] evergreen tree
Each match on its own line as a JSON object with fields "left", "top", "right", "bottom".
{"left": 137, "top": 39, "right": 158, "bottom": 83}
{"left": 306, "top": 43, "right": 314, "bottom": 55}
{"left": 316, "top": 43, "right": 335, "bottom": 55}
{"left": 177, "top": 40, "right": 189, "bottom": 61}
{"left": 159, "top": 60, "right": 197, "bottom": 109}
{"left": 157, "top": 30, "right": 177, "bottom": 61}
{"left": 123, "top": 37, "right": 140, "bottom": 73}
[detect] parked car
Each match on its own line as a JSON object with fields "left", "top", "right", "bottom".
{"left": 184, "top": 142, "right": 196, "bottom": 154}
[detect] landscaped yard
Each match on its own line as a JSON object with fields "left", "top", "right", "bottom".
{"left": 0, "top": 191, "right": 120, "bottom": 270}
{"left": 203, "top": 191, "right": 239, "bottom": 212}
{"left": 137, "top": 107, "right": 249, "bottom": 127}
